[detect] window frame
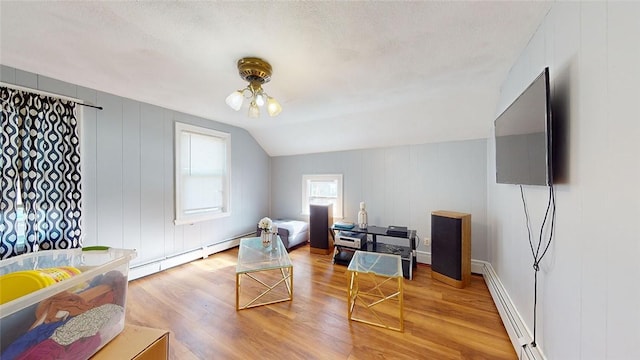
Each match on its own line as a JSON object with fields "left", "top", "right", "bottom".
{"left": 174, "top": 122, "right": 231, "bottom": 225}
{"left": 301, "top": 174, "right": 343, "bottom": 219}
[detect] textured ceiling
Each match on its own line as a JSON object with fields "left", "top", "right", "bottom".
{"left": 0, "top": 1, "right": 551, "bottom": 156}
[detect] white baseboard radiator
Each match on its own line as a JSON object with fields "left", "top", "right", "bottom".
{"left": 481, "top": 262, "right": 546, "bottom": 360}
{"left": 129, "top": 231, "right": 253, "bottom": 281}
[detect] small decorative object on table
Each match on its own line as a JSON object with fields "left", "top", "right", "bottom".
{"left": 358, "top": 202, "right": 368, "bottom": 229}
{"left": 258, "top": 217, "right": 273, "bottom": 247}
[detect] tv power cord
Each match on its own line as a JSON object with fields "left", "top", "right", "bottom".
{"left": 520, "top": 183, "right": 556, "bottom": 348}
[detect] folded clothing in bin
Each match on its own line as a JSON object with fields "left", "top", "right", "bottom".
{"left": 0, "top": 247, "right": 136, "bottom": 360}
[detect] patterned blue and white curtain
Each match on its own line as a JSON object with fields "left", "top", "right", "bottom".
{"left": 1, "top": 86, "right": 82, "bottom": 259}
{"left": 1, "top": 87, "right": 23, "bottom": 258}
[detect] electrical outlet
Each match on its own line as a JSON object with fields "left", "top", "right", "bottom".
{"left": 423, "top": 237, "right": 431, "bottom": 246}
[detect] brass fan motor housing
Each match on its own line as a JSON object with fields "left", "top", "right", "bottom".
{"left": 237, "top": 57, "right": 272, "bottom": 84}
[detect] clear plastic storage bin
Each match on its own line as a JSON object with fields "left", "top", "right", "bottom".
{"left": 0, "top": 247, "right": 136, "bottom": 360}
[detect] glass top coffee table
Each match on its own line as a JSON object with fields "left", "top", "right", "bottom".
{"left": 235, "top": 236, "right": 293, "bottom": 310}
{"left": 347, "top": 250, "right": 404, "bottom": 331}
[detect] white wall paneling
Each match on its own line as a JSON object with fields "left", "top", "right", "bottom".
{"left": 577, "top": 4, "right": 608, "bottom": 359}
{"left": 96, "top": 92, "right": 125, "bottom": 249}
{"left": 122, "top": 99, "right": 142, "bottom": 257}
{"left": 162, "top": 110, "right": 176, "bottom": 257}
{"left": 361, "top": 148, "right": 386, "bottom": 226}
{"left": 15, "top": 68, "right": 38, "bottom": 89}
{"left": 605, "top": 3, "right": 640, "bottom": 358}
{"left": 138, "top": 104, "right": 165, "bottom": 264}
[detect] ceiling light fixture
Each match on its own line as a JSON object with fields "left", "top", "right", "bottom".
{"left": 225, "top": 57, "right": 282, "bottom": 118}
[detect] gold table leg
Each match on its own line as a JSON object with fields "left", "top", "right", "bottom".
{"left": 236, "top": 265, "right": 293, "bottom": 310}
{"left": 347, "top": 271, "right": 404, "bottom": 332}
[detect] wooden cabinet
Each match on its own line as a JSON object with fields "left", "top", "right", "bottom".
{"left": 309, "top": 204, "right": 334, "bottom": 254}
{"left": 431, "top": 211, "right": 471, "bottom": 288}
{"left": 92, "top": 324, "right": 169, "bottom": 359}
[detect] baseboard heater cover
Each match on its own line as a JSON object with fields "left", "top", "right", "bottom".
{"left": 481, "top": 262, "right": 546, "bottom": 360}
{"left": 129, "top": 231, "right": 253, "bottom": 280}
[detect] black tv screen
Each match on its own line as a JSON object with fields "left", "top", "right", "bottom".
{"left": 495, "top": 67, "right": 552, "bottom": 186}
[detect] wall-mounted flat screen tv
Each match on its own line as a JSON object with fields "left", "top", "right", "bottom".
{"left": 495, "top": 67, "right": 552, "bottom": 186}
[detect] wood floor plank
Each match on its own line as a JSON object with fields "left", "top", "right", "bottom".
{"left": 125, "top": 244, "right": 516, "bottom": 359}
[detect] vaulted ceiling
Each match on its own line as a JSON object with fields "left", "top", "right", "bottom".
{"left": 0, "top": 1, "right": 551, "bottom": 156}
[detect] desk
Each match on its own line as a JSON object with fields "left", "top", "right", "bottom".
{"left": 347, "top": 251, "right": 404, "bottom": 332}
{"left": 236, "top": 236, "right": 293, "bottom": 310}
{"left": 331, "top": 225, "right": 417, "bottom": 279}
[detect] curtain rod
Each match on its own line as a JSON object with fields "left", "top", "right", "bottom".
{"left": 0, "top": 81, "right": 103, "bottom": 110}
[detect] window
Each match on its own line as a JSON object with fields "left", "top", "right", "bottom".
{"left": 302, "top": 174, "right": 343, "bottom": 218}
{"left": 175, "top": 123, "right": 231, "bottom": 225}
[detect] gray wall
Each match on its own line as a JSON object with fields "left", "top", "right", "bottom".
{"left": 487, "top": 2, "right": 640, "bottom": 358}
{"left": 1, "top": 65, "right": 270, "bottom": 266}
{"left": 272, "top": 139, "right": 488, "bottom": 261}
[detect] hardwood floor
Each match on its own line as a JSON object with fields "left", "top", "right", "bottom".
{"left": 125, "top": 244, "right": 516, "bottom": 359}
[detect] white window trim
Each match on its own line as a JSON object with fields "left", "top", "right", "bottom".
{"left": 174, "top": 122, "right": 231, "bottom": 225}
{"left": 301, "top": 174, "right": 343, "bottom": 219}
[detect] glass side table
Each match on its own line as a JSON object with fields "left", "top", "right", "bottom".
{"left": 347, "top": 250, "right": 404, "bottom": 331}
{"left": 236, "top": 236, "right": 293, "bottom": 310}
